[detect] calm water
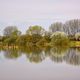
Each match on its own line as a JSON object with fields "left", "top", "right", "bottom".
{"left": 0, "top": 46, "right": 80, "bottom": 80}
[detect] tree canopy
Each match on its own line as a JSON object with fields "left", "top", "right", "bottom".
{"left": 3, "top": 26, "right": 21, "bottom": 37}
{"left": 26, "top": 25, "right": 45, "bottom": 36}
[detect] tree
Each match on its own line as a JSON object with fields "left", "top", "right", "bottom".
{"left": 3, "top": 26, "right": 21, "bottom": 37}
{"left": 0, "top": 36, "right": 3, "bottom": 45}
{"left": 64, "top": 19, "right": 80, "bottom": 35}
{"left": 26, "top": 25, "right": 45, "bottom": 36}
{"left": 3, "top": 26, "right": 21, "bottom": 46}
{"left": 36, "top": 38, "right": 48, "bottom": 48}
{"left": 44, "top": 31, "right": 51, "bottom": 42}
{"left": 49, "top": 22, "right": 64, "bottom": 33}
{"left": 3, "top": 36, "right": 18, "bottom": 46}
{"left": 51, "top": 31, "right": 69, "bottom": 46}
{"left": 17, "top": 35, "right": 28, "bottom": 46}
{"left": 30, "top": 34, "right": 42, "bottom": 44}
{"left": 75, "top": 32, "right": 80, "bottom": 41}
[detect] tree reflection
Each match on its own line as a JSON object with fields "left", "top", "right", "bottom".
{"left": 1, "top": 45, "right": 80, "bottom": 66}
{"left": 64, "top": 48, "right": 80, "bottom": 65}
{"left": 44, "top": 46, "right": 51, "bottom": 57}
{"left": 3, "top": 48, "right": 22, "bottom": 59}
{"left": 24, "top": 45, "right": 45, "bottom": 63}
{"left": 49, "top": 46, "right": 69, "bottom": 63}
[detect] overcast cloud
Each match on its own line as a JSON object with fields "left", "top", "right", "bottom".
{"left": 0, "top": 0, "right": 80, "bottom": 34}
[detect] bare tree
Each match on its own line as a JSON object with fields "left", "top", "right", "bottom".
{"left": 49, "top": 22, "right": 64, "bottom": 33}
{"left": 64, "top": 19, "right": 80, "bottom": 35}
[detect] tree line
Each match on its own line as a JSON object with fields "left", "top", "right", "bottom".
{"left": 0, "top": 19, "right": 80, "bottom": 47}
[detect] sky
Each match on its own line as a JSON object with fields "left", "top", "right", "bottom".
{"left": 0, "top": 0, "right": 80, "bottom": 35}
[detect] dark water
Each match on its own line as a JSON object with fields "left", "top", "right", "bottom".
{"left": 0, "top": 46, "right": 80, "bottom": 80}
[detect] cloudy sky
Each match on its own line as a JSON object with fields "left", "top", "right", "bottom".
{"left": 0, "top": 0, "right": 80, "bottom": 34}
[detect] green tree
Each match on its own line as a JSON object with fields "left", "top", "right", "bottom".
{"left": 26, "top": 25, "right": 45, "bottom": 36}
{"left": 75, "top": 32, "right": 80, "bottom": 41}
{"left": 51, "top": 31, "right": 69, "bottom": 46}
{"left": 17, "top": 35, "right": 27, "bottom": 46}
{"left": 31, "top": 34, "right": 42, "bottom": 44}
{"left": 44, "top": 31, "right": 51, "bottom": 42}
{"left": 3, "top": 26, "right": 21, "bottom": 46}
{"left": 36, "top": 38, "right": 48, "bottom": 48}
{"left": 3, "top": 26, "right": 21, "bottom": 37}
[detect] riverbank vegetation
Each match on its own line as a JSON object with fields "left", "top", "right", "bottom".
{"left": 0, "top": 19, "right": 80, "bottom": 48}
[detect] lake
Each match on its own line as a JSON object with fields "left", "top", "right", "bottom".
{"left": 0, "top": 47, "right": 80, "bottom": 80}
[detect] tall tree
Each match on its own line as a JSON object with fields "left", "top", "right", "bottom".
{"left": 49, "top": 22, "right": 64, "bottom": 33}
{"left": 26, "top": 25, "right": 45, "bottom": 36}
{"left": 3, "top": 26, "right": 21, "bottom": 46}
{"left": 64, "top": 19, "right": 80, "bottom": 35}
{"left": 3, "top": 26, "right": 21, "bottom": 37}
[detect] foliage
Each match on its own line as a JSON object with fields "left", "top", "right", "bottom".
{"left": 3, "top": 26, "right": 21, "bottom": 37}
{"left": 17, "top": 35, "right": 28, "bottom": 46}
{"left": 75, "top": 33, "right": 80, "bottom": 41}
{"left": 36, "top": 38, "right": 48, "bottom": 48}
{"left": 30, "top": 34, "right": 42, "bottom": 44}
{"left": 44, "top": 31, "right": 51, "bottom": 42}
{"left": 49, "top": 22, "right": 64, "bottom": 33}
{"left": 0, "top": 19, "right": 80, "bottom": 47}
{"left": 51, "top": 31, "right": 69, "bottom": 46}
{"left": 64, "top": 19, "right": 80, "bottom": 35}
{"left": 26, "top": 25, "right": 45, "bottom": 36}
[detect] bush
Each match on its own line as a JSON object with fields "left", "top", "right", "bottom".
{"left": 51, "top": 31, "right": 69, "bottom": 46}
{"left": 75, "top": 33, "right": 80, "bottom": 41}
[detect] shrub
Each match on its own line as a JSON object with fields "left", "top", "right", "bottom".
{"left": 51, "top": 31, "right": 69, "bottom": 46}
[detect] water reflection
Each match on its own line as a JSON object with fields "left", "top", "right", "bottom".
{"left": 50, "top": 46, "right": 68, "bottom": 63}
{"left": 64, "top": 48, "right": 80, "bottom": 65}
{"left": 3, "top": 48, "right": 22, "bottom": 59}
{"left": 0, "top": 46, "right": 80, "bottom": 66}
